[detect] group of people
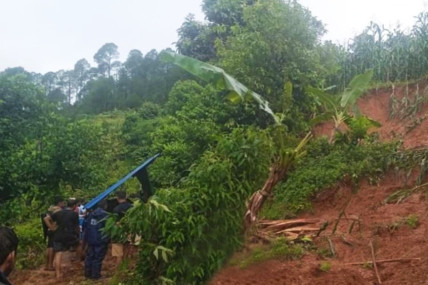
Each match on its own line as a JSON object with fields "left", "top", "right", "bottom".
{"left": 41, "top": 190, "right": 133, "bottom": 281}
{"left": 0, "top": 190, "right": 134, "bottom": 285}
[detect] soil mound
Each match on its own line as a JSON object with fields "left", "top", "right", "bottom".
{"left": 211, "top": 79, "right": 428, "bottom": 285}
{"left": 210, "top": 172, "right": 428, "bottom": 284}
{"left": 314, "top": 79, "right": 428, "bottom": 149}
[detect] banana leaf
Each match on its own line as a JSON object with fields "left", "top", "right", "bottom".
{"left": 340, "top": 69, "right": 373, "bottom": 108}
{"left": 160, "top": 51, "right": 280, "bottom": 124}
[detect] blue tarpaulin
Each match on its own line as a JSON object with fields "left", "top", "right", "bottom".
{"left": 85, "top": 153, "right": 160, "bottom": 209}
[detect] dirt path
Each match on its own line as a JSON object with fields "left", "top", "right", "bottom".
{"left": 10, "top": 249, "right": 117, "bottom": 285}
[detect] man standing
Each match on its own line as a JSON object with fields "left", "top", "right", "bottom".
{"left": 0, "top": 227, "right": 18, "bottom": 285}
{"left": 111, "top": 191, "right": 132, "bottom": 264}
{"left": 42, "top": 196, "right": 64, "bottom": 271}
{"left": 51, "top": 199, "right": 79, "bottom": 280}
{"left": 84, "top": 200, "right": 109, "bottom": 280}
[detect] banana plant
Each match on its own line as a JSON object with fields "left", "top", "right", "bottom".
{"left": 308, "top": 69, "right": 380, "bottom": 142}
{"left": 160, "top": 51, "right": 280, "bottom": 125}
{"left": 161, "top": 51, "right": 310, "bottom": 227}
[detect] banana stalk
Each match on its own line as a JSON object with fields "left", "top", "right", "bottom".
{"left": 244, "top": 133, "right": 311, "bottom": 228}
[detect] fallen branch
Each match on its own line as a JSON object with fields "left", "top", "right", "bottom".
{"left": 259, "top": 218, "right": 319, "bottom": 229}
{"left": 275, "top": 226, "right": 320, "bottom": 234}
{"left": 316, "top": 221, "right": 329, "bottom": 237}
{"left": 327, "top": 237, "right": 336, "bottom": 258}
{"left": 370, "top": 240, "right": 382, "bottom": 284}
{"left": 346, "top": 257, "right": 421, "bottom": 265}
{"left": 340, "top": 235, "right": 353, "bottom": 247}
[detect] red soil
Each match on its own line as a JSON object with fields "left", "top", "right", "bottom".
{"left": 314, "top": 78, "right": 428, "bottom": 149}
{"left": 210, "top": 80, "right": 428, "bottom": 285}
{"left": 10, "top": 247, "right": 117, "bottom": 285}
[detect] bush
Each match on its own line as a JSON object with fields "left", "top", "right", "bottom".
{"left": 14, "top": 218, "right": 45, "bottom": 269}
{"left": 265, "top": 138, "right": 398, "bottom": 217}
{"left": 112, "top": 127, "right": 275, "bottom": 284}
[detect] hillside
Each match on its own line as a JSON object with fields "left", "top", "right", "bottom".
{"left": 8, "top": 79, "right": 428, "bottom": 284}
{"left": 209, "top": 78, "right": 428, "bottom": 284}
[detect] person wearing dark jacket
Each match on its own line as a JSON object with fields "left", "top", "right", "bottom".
{"left": 0, "top": 227, "right": 18, "bottom": 285}
{"left": 84, "top": 200, "right": 109, "bottom": 280}
{"left": 51, "top": 200, "right": 79, "bottom": 280}
{"left": 111, "top": 190, "right": 133, "bottom": 264}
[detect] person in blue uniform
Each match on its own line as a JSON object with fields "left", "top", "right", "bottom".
{"left": 84, "top": 200, "right": 110, "bottom": 280}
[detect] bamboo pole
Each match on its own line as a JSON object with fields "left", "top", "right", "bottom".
{"left": 346, "top": 257, "right": 421, "bottom": 265}
{"left": 370, "top": 240, "right": 382, "bottom": 284}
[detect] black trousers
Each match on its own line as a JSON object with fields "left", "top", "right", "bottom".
{"left": 84, "top": 243, "right": 108, "bottom": 279}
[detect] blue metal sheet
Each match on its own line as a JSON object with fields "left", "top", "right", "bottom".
{"left": 85, "top": 153, "right": 161, "bottom": 209}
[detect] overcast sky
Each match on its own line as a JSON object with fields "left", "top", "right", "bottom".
{"left": 0, "top": 0, "right": 427, "bottom": 74}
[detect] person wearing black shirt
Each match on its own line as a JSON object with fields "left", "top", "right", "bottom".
{"left": 51, "top": 200, "right": 79, "bottom": 280}
{"left": 0, "top": 227, "right": 18, "bottom": 285}
{"left": 111, "top": 191, "right": 132, "bottom": 264}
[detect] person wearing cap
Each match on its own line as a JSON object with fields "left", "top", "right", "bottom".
{"left": 0, "top": 226, "right": 18, "bottom": 285}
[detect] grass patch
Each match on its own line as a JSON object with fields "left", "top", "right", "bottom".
{"left": 319, "top": 261, "right": 331, "bottom": 272}
{"left": 231, "top": 237, "right": 303, "bottom": 269}
{"left": 405, "top": 214, "right": 419, "bottom": 229}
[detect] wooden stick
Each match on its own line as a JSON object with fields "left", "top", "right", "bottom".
{"left": 346, "top": 257, "right": 421, "bottom": 265}
{"left": 327, "top": 237, "right": 336, "bottom": 258}
{"left": 348, "top": 220, "right": 356, "bottom": 234}
{"left": 316, "top": 221, "right": 329, "bottom": 237}
{"left": 331, "top": 210, "right": 344, "bottom": 234}
{"left": 259, "top": 218, "right": 320, "bottom": 225}
{"left": 370, "top": 240, "right": 382, "bottom": 284}
{"left": 275, "top": 226, "right": 320, "bottom": 233}
{"left": 340, "top": 235, "right": 353, "bottom": 247}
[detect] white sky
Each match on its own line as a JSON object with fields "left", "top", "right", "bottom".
{"left": 299, "top": 0, "right": 428, "bottom": 45}
{"left": 0, "top": 0, "right": 427, "bottom": 74}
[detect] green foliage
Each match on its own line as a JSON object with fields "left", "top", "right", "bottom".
{"left": 216, "top": 0, "right": 328, "bottom": 128}
{"left": 405, "top": 214, "right": 419, "bottom": 229}
{"left": 110, "top": 126, "right": 276, "bottom": 284}
{"left": 160, "top": 51, "right": 279, "bottom": 124}
{"left": 268, "top": 139, "right": 398, "bottom": 216}
{"left": 309, "top": 70, "right": 377, "bottom": 142}
{"left": 233, "top": 237, "right": 303, "bottom": 268}
{"left": 14, "top": 218, "right": 45, "bottom": 269}
{"left": 319, "top": 261, "right": 332, "bottom": 272}
{"left": 341, "top": 13, "right": 428, "bottom": 84}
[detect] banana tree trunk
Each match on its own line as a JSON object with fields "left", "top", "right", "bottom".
{"left": 244, "top": 163, "right": 289, "bottom": 228}
{"left": 244, "top": 133, "right": 311, "bottom": 229}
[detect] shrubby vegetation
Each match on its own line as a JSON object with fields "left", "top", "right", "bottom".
{"left": 2, "top": 0, "right": 428, "bottom": 284}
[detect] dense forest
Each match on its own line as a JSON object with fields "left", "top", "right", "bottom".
{"left": 2, "top": 0, "right": 428, "bottom": 284}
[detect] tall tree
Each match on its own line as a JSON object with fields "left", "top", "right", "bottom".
{"left": 73, "top": 58, "right": 91, "bottom": 99}
{"left": 124, "top": 49, "right": 144, "bottom": 78}
{"left": 93, "top": 43, "right": 120, "bottom": 77}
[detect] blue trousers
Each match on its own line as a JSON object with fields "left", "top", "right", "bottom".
{"left": 84, "top": 243, "right": 108, "bottom": 279}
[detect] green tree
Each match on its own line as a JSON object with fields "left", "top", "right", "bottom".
{"left": 217, "top": 0, "right": 325, "bottom": 106}
{"left": 94, "top": 42, "right": 120, "bottom": 77}
{"left": 73, "top": 58, "right": 91, "bottom": 99}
